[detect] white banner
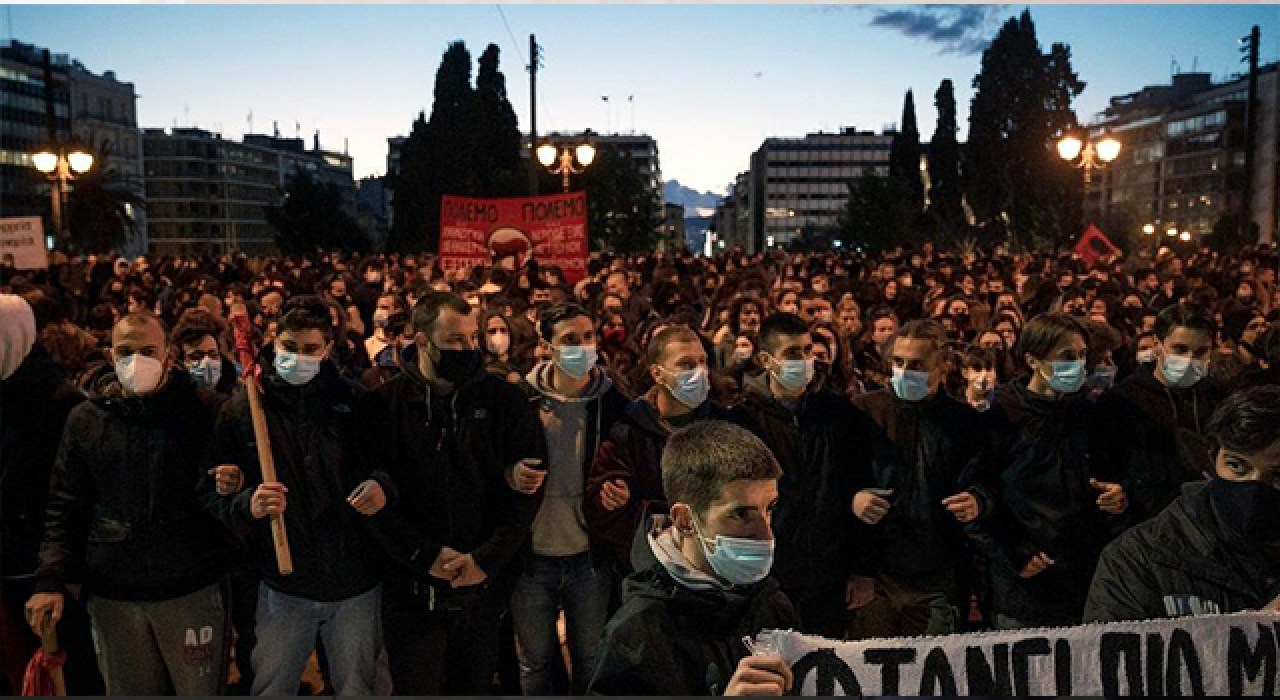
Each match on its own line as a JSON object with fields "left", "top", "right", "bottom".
{"left": 0, "top": 217, "right": 49, "bottom": 270}
{"left": 761, "top": 612, "right": 1280, "bottom": 696}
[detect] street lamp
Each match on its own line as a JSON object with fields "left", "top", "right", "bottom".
{"left": 537, "top": 138, "right": 595, "bottom": 193}
{"left": 32, "top": 145, "right": 94, "bottom": 250}
{"left": 1056, "top": 132, "right": 1121, "bottom": 170}
{"left": 1142, "top": 223, "right": 1156, "bottom": 236}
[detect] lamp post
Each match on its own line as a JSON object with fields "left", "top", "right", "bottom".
{"left": 32, "top": 145, "right": 94, "bottom": 250}
{"left": 536, "top": 139, "right": 595, "bottom": 193}
{"left": 1057, "top": 131, "right": 1120, "bottom": 233}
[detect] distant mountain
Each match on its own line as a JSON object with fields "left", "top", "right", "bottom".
{"left": 663, "top": 180, "right": 723, "bottom": 216}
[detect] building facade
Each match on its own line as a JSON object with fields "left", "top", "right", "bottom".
{"left": 745, "top": 128, "right": 894, "bottom": 253}
{"left": 1087, "top": 65, "right": 1279, "bottom": 245}
{"left": 662, "top": 202, "right": 686, "bottom": 252}
{"left": 0, "top": 41, "right": 71, "bottom": 231}
{"left": 68, "top": 61, "right": 145, "bottom": 252}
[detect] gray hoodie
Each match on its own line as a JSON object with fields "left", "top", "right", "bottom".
{"left": 525, "top": 362, "right": 614, "bottom": 557}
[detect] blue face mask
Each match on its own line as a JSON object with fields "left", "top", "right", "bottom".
{"left": 771, "top": 357, "right": 814, "bottom": 393}
{"left": 1160, "top": 353, "right": 1207, "bottom": 389}
{"left": 186, "top": 356, "right": 222, "bottom": 389}
{"left": 1087, "top": 366, "right": 1117, "bottom": 392}
{"left": 555, "top": 344, "right": 597, "bottom": 380}
{"left": 690, "top": 511, "right": 774, "bottom": 586}
{"left": 890, "top": 367, "right": 932, "bottom": 402}
{"left": 1043, "top": 359, "right": 1086, "bottom": 394}
{"left": 661, "top": 366, "right": 710, "bottom": 409}
{"left": 274, "top": 349, "right": 322, "bottom": 386}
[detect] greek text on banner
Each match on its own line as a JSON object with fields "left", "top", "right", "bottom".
{"left": 758, "top": 611, "right": 1280, "bottom": 696}
{"left": 438, "top": 193, "right": 588, "bottom": 283}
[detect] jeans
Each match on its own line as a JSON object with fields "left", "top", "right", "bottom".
{"left": 249, "top": 584, "right": 381, "bottom": 696}
{"left": 86, "top": 579, "right": 230, "bottom": 696}
{"left": 510, "top": 553, "right": 613, "bottom": 695}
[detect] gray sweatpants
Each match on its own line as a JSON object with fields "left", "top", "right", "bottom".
{"left": 86, "top": 580, "right": 230, "bottom": 696}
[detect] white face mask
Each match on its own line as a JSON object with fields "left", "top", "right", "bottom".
{"left": 487, "top": 330, "right": 510, "bottom": 356}
{"left": 116, "top": 353, "right": 166, "bottom": 395}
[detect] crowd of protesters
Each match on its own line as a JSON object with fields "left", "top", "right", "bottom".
{"left": 1, "top": 240, "right": 1278, "bottom": 696}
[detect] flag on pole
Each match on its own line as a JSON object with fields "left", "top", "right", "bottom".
{"left": 1074, "top": 223, "right": 1121, "bottom": 267}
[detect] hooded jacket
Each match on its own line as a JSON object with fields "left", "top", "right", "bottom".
{"left": 1, "top": 345, "right": 86, "bottom": 580}
{"left": 726, "top": 373, "right": 861, "bottom": 592}
{"left": 1085, "top": 482, "right": 1280, "bottom": 623}
{"left": 522, "top": 361, "right": 629, "bottom": 560}
{"left": 204, "top": 354, "right": 388, "bottom": 602}
{"left": 1095, "top": 362, "right": 1227, "bottom": 522}
{"left": 584, "top": 387, "right": 721, "bottom": 572}
{"left": 364, "top": 343, "right": 546, "bottom": 588}
{"left": 36, "top": 369, "right": 227, "bottom": 602}
{"left": 970, "top": 381, "right": 1120, "bottom": 625}
{"left": 587, "top": 510, "right": 800, "bottom": 696}
{"left": 849, "top": 387, "right": 986, "bottom": 578}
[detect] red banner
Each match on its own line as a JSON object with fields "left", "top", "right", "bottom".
{"left": 1073, "top": 223, "right": 1121, "bottom": 267}
{"left": 439, "top": 193, "right": 588, "bottom": 283}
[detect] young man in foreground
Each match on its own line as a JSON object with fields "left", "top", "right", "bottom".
{"left": 588, "top": 420, "right": 800, "bottom": 696}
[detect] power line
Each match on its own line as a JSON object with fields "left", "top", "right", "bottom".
{"left": 495, "top": 5, "right": 525, "bottom": 67}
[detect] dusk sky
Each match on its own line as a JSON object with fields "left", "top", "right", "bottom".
{"left": 10, "top": 4, "right": 1277, "bottom": 195}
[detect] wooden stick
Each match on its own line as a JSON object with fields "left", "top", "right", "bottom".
{"left": 39, "top": 626, "right": 66, "bottom": 697}
{"left": 245, "top": 373, "right": 294, "bottom": 576}
{"left": 228, "top": 304, "right": 293, "bottom": 576}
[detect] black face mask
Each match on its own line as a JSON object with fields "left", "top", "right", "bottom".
{"left": 1210, "top": 475, "right": 1280, "bottom": 549}
{"left": 429, "top": 343, "right": 483, "bottom": 384}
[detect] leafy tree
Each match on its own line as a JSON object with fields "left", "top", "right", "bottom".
{"left": 966, "top": 9, "right": 1085, "bottom": 250}
{"left": 267, "top": 172, "right": 369, "bottom": 254}
{"left": 65, "top": 143, "right": 144, "bottom": 253}
{"left": 389, "top": 41, "right": 526, "bottom": 252}
{"left": 927, "top": 79, "right": 966, "bottom": 244}
{"left": 888, "top": 90, "right": 924, "bottom": 218}
{"left": 838, "top": 172, "right": 914, "bottom": 254}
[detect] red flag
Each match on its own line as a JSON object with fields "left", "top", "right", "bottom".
{"left": 227, "top": 305, "right": 260, "bottom": 381}
{"left": 1074, "top": 224, "right": 1121, "bottom": 267}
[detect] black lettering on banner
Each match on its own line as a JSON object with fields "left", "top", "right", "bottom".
{"left": 1140, "top": 631, "right": 1163, "bottom": 696}
{"left": 919, "top": 647, "right": 957, "bottom": 696}
{"left": 1228, "top": 624, "right": 1276, "bottom": 696}
{"left": 1053, "top": 639, "right": 1072, "bottom": 696}
{"left": 965, "top": 644, "right": 1011, "bottom": 696}
{"left": 1011, "top": 637, "right": 1051, "bottom": 696}
{"left": 791, "top": 648, "right": 862, "bottom": 697}
{"left": 1101, "top": 632, "right": 1144, "bottom": 696}
{"left": 1164, "top": 628, "right": 1205, "bottom": 696}
{"left": 864, "top": 648, "right": 916, "bottom": 695}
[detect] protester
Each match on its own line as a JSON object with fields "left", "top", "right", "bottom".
{"left": 585, "top": 325, "right": 721, "bottom": 573}
{"left": 366, "top": 291, "right": 546, "bottom": 695}
{"left": 204, "top": 296, "right": 390, "bottom": 695}
{"left": 26, "top": 312, "right": 229, "bottom": 695}
{"left": 1085, "top": 385, "right": 1280, "bottom": 622}
{"left": 587, "top": 420, "right": 799, "bottom": 695}
{"left": 847, "top": 321, "right": 986, "bottom": 639}
{"left": 511, "top": 303, "right": 628, "bottom": 695}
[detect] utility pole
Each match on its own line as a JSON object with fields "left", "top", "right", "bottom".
{"left": 528, "top": 34, "right": 540, "bottom": 196}
{"left": 1240, "top": 25, "right": 1259, "bottom": 243}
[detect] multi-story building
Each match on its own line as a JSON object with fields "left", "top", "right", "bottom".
{"left": 745, "top": 128, "right": 894, "bottom": 252}
{"left": 0, "top": 41, "right": 71, "bottom": 227}
{"left": 68, "top": 61, "right": 145, "bottom": 252}
{"left": 662, "top": 202, "right": 685, "bottom": 252}
{"left": 355, "top": 175, "right": 390, "bottom": 250}
{"left": 143, "top": 127, "right": 359, "bottom": 254}
{"left": 712, "top": 171, "right": 752, "bottom": 253}
{"left": 1087, "top": 64, "right": 1278, "bottom": 245}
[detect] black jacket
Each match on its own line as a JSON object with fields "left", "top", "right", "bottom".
{"left": 36, "top": 370, "right": 227, "bottom": 602}
{"left": 1, "top": 345, "right": 86, "bottom": 580}
{"left": 586, "top": 564, "right": 800, "bottom": 695}
{"left": 1084, "top": 482, "right": 1280, "bottom": 623}
{"left": 850, "top": 388, "right": 985, "bottom": 578}
{"left": 204, "top": 357, "right": 388, "bottom": 602}
{"left": 726, "top": 375, "right": 861, "bottom": 592}
{"left": 1094, "top": 363, "right": 1227, "bottom": 522}
{"left": 364, "top": 344, "right": 546, "bottom": 587}
{"left": 970, "top": 381, "right": 1121, "bottom": 625}
{"left": 584, "top": 389, "right": 722, "bottom": 572}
